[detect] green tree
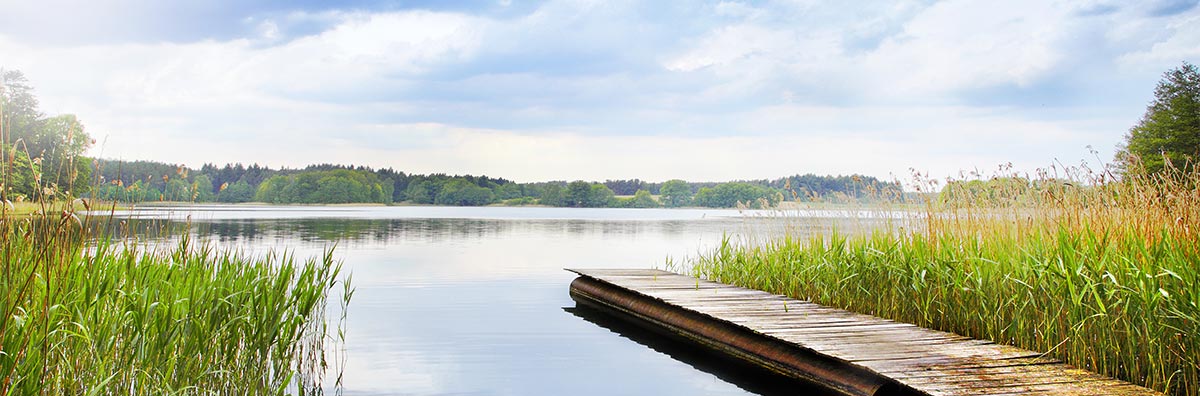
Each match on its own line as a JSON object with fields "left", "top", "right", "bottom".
{"left": 659, "top": 179, "right": 692, "bottom": 207}
{"left": 1118, "top": 62, "right": 1200, "bottom": 175}
{"left": 255, "top": 176, "right": 290, "bottom": 203}
{"left": 1, "top": 70, "right": 43, "bottom": 143}
{"left": 693, "top": 182, "right": 780, "bottom": 208}
{"left": 250, "top": 169, "right": 391, "bottom": 204}
{"left": 0, "top": 145, "right": 39, "bottom": 201}
{"left": 192, "top": 174, "right": 216, "bottom": 202}
{"left": 405, "top": 180, "right": 435, "bottom": 204}
{"left": 218, "top": 180, "right": 255, "bottom": 203}
{"left": 164, "top": 178, "right": 191, "bottom": 201}
{"left": 586, "top": 184, "right": 615, "bottom": 207}
{"left": 312, "top": 176, "right": 365, "bottom": 203}
{"left": 539, "top": 184, "right": 564, "bottom": 206}
{"left": 127, "top": 180, "right": 163, "bottom": 202}
{"left": 564, "top": 181, "right": 592, "bottom": 207}
{"left": 29, "top": 114, "right": 93, "bottom": 195}
{"left": 628, "top": 189, "right": 659, "bottom": 208}
{"left": 495, "top": 183, "right": 522, "bottom": 200}
{"left": 435, "top": 179, "right": 494, "bottom": 206}
{"left": 560, "top": 181, "right": 615, "bottom": 207}
{"left": 2, "top": 71, "right": 94, "bottom": 198}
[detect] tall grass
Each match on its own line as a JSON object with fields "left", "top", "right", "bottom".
{"left": 1, "top": 170, "right": 350, "bottom": 394}
{"left": 690, "top": 160, "right": 1200, "bottom": 395}
{"left": 0, "top": 209, "right": 351, "bottom": 395}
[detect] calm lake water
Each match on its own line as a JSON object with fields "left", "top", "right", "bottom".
{"left": 113, "top": 205, "right": 863, "bottom": 395}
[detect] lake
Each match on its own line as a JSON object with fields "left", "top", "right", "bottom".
{"left": 113, "top": 205, "right": 862, "bottom": 395}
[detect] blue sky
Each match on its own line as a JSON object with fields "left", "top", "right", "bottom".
{"left": 2, "top": 0, "right": 1198, "bottom": 183}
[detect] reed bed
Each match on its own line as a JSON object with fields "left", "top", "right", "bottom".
{"left": 0, "top": 208, "right": 350, "bottom": 395}
{"left": 689, "top": 163, "right": 1200, "bottom": 395}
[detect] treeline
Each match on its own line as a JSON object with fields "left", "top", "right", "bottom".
{"left": 89, "top": 157, "right": 901, "bottom": 209}
{"left": 3, "top": 68, "right": 902, "bottom": 209}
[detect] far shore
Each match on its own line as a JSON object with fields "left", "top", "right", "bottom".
{"left": 118, "top": 200, "right": 918, "bottom": 211}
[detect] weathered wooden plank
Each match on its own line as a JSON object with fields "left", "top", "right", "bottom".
{"left": 866, "top": 356, "right": 1062, "bottom": 375}
{"left": 567, "top": 269, "right": 1164, "bottom": 396}
{"left": 883, "top": 359, "right": 1077, "bottom": 379}
{"left": 919, "top": 378, "right": 1157, "bottom": 396}
{"left": 899, "top": 366, "right": 1122, "bottom": 390}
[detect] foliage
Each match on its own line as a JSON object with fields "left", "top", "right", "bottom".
{"left": 404, "top": 180, "right": 435, "bottom": 204}
{"left": 538, "top": 183, "right": 564, "bottom": 206}
{"left": 0, "top": 144, "right": 38, "bottom": 202}
{"left": 501, "top": 196, "right": 536, "bottom": 206}
{"left": 588, "top": 184, "right": 615, "bottom": 207}
{"left": 0, "top": 235, "right": 349, "bottom": 395}
{"left": 693, "top": 182, "right": 781, "bottom": 208}
{"left": 25, "top": 115, "right": 93, "bottom": 194}
{"left": 163, "top": 178, "right": 191, "bottom": 201}
{"left": 255, "top": 169, "right": 393, "bottom": 205}
{"left": 690, "top": 165, "right": 1200, "bottom": 396}
{"left": 561, "top": 181, "right": 614, "bottom": 208}
{"left": 1, "top": 196, "right": 350, "bottom": 395}
{"left": 603, "top": 179, "right": 647, "bottom": 195}
{"left": 769, "top": 173, "right": 904, "bottom": 202}
{"left": 1118, "top": 62, "right": 1200, "bottom": 175}
{"left": 95, "top": 160, "right": 190, "bottom": 194}
{"left": 217, "top": 180, "right": 255, "bottom": 203}
{"left": 658, "top": 179, "right": 692, "bottom": 207}
{"left": 434, "top": 178, "right": 495, "bottom": 206}
{"left": 613, "top": 189, "right": 661, "bottom": 208}
{"left": 2, "top": 70, "right": 94, "bottom": 199}
{"left": 198, "top": 162, "right": 275, "bottom": 199}
{"left": 192, "top": 174, "right": 215, "bottom": 202}
{"left": 89, "top": 154, "right": 902, "bottom": 208}
{"left": 494, "top": 183, "right": 522, "bottom": 200}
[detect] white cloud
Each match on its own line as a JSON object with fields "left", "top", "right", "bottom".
{"left": 861, "top": 1, "right": 1071, "bottom": 97}
{"left": 1117, "top": 11, "right": 1200, "bottom": 67}
{"left": 664, "top": 24, "right": 841, "bottom": 73}
{"left": 1, "top": 0, "right": 1195, "bottom": 182}
{"left": 146, "top": 109, "right": 1106, "bottom": 185}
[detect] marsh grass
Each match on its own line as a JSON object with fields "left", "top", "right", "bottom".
{"left": 690, "top": 160, "right": 1200, "bottom": 395}
{"left": 2, "top": 135, "right": 349, "bottom": 394}
{"left": 0, "top": 207, "right": 350, "bottom": 395}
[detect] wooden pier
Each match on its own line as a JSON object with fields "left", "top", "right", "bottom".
{"left": 568, "top": 268, "right": 1164, "bottom": 396}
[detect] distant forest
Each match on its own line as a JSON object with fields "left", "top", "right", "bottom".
{"left": 4, "top": 68, "right": 902, "bottom": 209}
{"left": 88, "top": 159, "right": 905, "bottom": 208}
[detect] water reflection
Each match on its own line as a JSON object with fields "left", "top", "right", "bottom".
{"left": 94, "top": 206, "right": 862, "bottom": 395}
{"left": 565, "top": 306, "right": 834, "bottom": 396}
{"left": 187, "top": 218, "right": 721, "bottom": 246}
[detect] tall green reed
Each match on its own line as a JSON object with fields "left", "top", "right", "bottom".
{"left": 690, "top": 160, "right": 1199, "bottom": 395}
{"left": 2, "top": 120, "right": 350, "bottom": 394}
{"left": 0, "top": 211, "right": 351, "bottom": 395}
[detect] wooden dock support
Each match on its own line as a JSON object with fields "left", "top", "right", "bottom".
{"left": 568, "top": 269, "right": 1164, "bottom": 396}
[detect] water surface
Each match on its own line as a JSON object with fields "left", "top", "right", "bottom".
{"left": 116, "top": 205, "right": 851, "bottom": 395}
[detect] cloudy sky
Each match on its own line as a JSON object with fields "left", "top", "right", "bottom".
{"left": 2, "top": 0, "right": 1197, "bottom": 183}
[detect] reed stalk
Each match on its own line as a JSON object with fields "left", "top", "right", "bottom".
{"left": 690, "top": 160, "right": 1200, "bottom": 395}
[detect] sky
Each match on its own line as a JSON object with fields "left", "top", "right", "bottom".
{"left": 1, "top": 0, "right": 1198, "bottom": 184}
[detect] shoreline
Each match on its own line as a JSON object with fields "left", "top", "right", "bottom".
{"left": 118, "top": 200, "right": 912, "bottom": 211}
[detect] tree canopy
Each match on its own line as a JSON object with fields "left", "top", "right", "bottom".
{"left": 255, "top": 169, "right": 393, "bottom": 204}
{"left": 2, "top": 70, "right": 94, "bottom": 201}
{"left": 87, "top": 160, "right": 897, "bottom": 209}
{"left": 435, "top": 179, "right": 494, "bottom": 206}
{"left": 1118, "top": 62, "right": 1200, "bottom": 175}
{"left": 693, "top": 182, "right": 781, "bottom": 209}
{"left": 659, "top": 179, "right": 692, "bottom": 207}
